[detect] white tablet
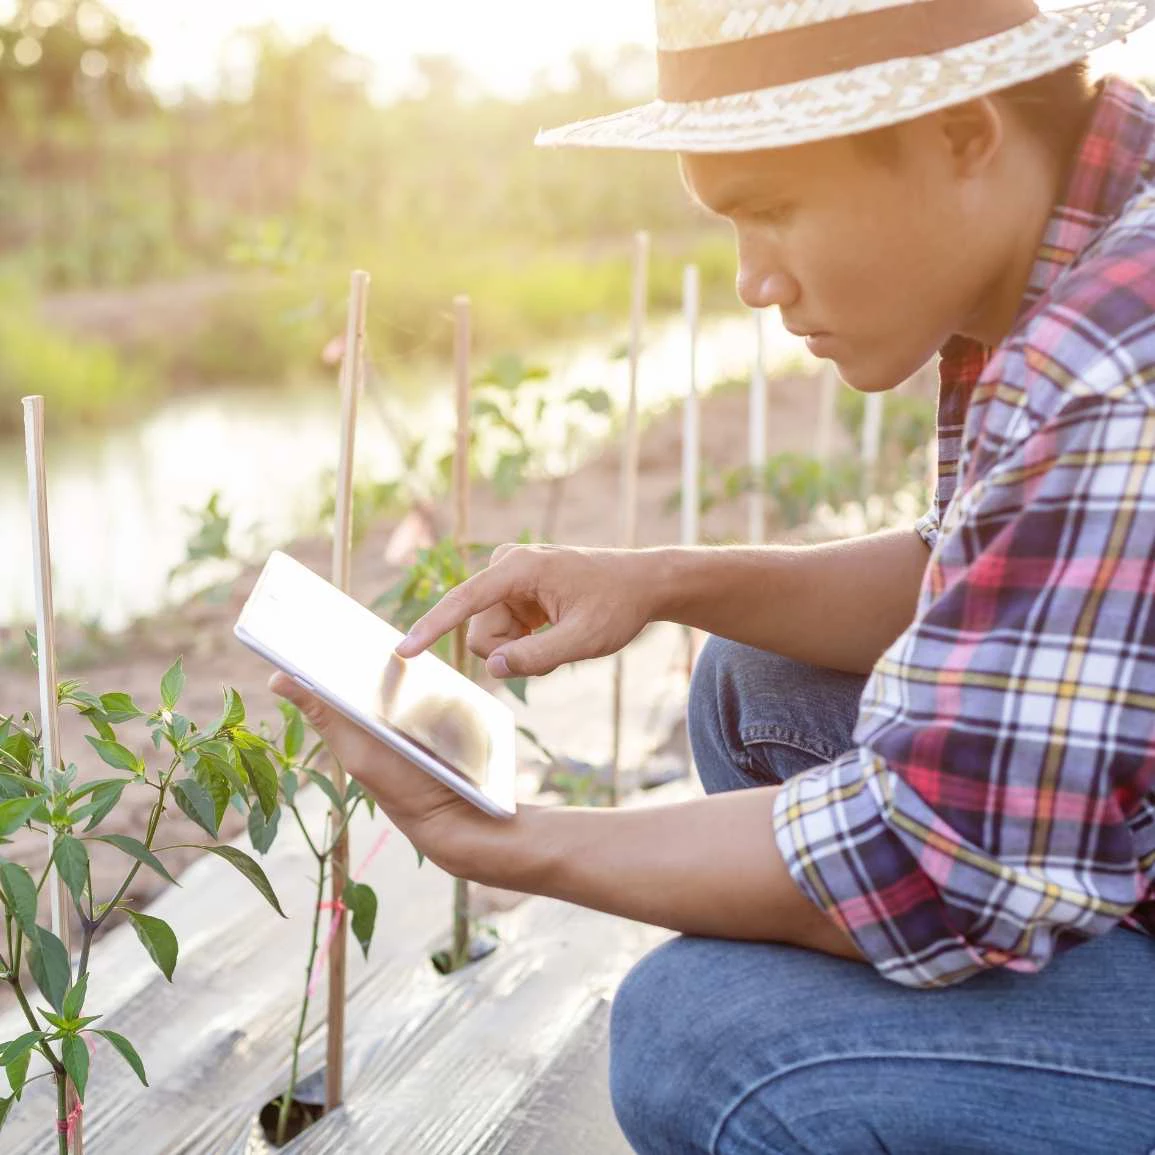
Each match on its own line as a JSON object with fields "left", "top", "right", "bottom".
{"left": 234, "top": 550, "right": 517, "bottom": 819}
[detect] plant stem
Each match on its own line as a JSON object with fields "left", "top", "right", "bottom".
{"left": 78, "top": 759, "right": 176, "bottom": 977}
{"left": 453, "top": 877, "right": 470, "bottom": 970}
{"left": 288, "top": 802, "right": 322, "bottom": 861}
{"left": 56, "top": 1064, "right": 68, "bottom": 1155}
{"left": 276, "top": 852, "right": 328, "bottom": 1148}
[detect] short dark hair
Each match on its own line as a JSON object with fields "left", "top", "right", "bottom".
{"left": 855, "top": 61, "right": 1098, "bottom": 168}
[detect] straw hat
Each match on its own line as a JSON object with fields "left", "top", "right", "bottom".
{"left": 535, "top": 0, "right": 1155, "bottom": 152}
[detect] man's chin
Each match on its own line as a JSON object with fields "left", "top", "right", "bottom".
{"left": 827, "top": 351, "right": 916, "bottom": 393}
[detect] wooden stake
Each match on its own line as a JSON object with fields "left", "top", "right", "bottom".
{"left": 452, "top": 295, "right": 472, "bottom": 964}
{"left": 748, "top": 310, "right": 768, "bottom": 545}
{"left": 325, "top": 270, "right": 370, "bottom": 1113}
{"left": 609, "top": 232, "right": 649, "bottom": 808}
{"left": 22, "top": 396, "right": 81, "bottom": 1154}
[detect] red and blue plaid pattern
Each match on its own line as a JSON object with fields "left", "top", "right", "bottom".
{"left": 774, "top": 78, "right": 1155, "bottom": 989}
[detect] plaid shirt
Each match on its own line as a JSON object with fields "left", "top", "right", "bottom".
{"left": 773, "top": 77, "right": 1155, "bottom": 989}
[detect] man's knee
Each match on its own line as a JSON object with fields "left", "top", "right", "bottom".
{"left": 688, "top": 636, "right": 864, "bottom": 793}
{"left": 610, "top": 940, "right": 714, "bottom": 1154}
{"left": 609, "top": 937, "right": 807, "bottom": 1155}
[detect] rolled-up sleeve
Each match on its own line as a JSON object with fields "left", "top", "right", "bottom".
{"left": 773, "top": 394, "right": 1155, "bottom": 989}
{"left": 914, "top": 507, "right": 940, "bottom": 552}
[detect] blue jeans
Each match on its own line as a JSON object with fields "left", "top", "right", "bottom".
{"left": 610, "top": 637, "right": 1155, "bottom": 1155}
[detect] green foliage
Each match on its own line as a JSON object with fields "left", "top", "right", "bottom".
{"left": 470, "top": 352, "right": 614, "bottom": 538}
{"left": 0, "top": 663, "right": 287, "bottom": 1145}
{"left": 0, "top": 280, "right": 149, "bottom": 436}
{"left": 374, "top": 538, "right": 480, "bottom": 662}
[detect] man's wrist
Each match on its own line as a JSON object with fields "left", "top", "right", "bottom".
{"left": 631, "top": 546, "right": 697, "bottom": 626}
{"left": 437, "top": 801, "right": 562, "bottom": 894}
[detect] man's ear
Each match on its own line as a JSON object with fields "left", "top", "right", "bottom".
{"left": 936, "top": 97, "right": 1004, "bottom": 177}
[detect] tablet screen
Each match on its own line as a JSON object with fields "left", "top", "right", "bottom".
{"left": 237, "top": 552, "right": 515, "bottom": 801}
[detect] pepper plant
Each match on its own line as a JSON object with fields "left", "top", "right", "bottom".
{"left": 0, "top": 656, "right": 286, "bottom": 1151}
{"left": 470, "top": 353, "right": 612, "bottom": 542}
{"left": 247, "top": 703, "right": 380, "bottom": 1148}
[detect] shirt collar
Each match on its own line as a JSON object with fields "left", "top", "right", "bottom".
{"left": 1020, "top": 76, "right": 1155, "bottom": 313}
{"left": 939, "top": 76, "right": 1155, "bottom": 388}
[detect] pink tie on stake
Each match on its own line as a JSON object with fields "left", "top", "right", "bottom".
{"left": 307, "top": 826, "right": 393, "bottom": 999}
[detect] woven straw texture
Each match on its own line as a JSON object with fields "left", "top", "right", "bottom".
{"left": 537, "top": 0, "right": 1155, "bottom": 152}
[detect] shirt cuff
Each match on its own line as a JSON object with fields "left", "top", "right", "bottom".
{"left": 914, "top": 508, "right": 939, "bottom": 551}
{"left": 771, "top": 750, "right": 984, "bottom": 989}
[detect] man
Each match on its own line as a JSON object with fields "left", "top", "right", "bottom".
{"left": 275, "top": 2, "right": 1155, "bottom": 1150}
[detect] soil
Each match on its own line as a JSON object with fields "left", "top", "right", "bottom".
{"left": 0, "top": 371, "right": 848, "bottom": 956}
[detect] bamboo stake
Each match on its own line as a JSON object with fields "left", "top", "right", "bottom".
{"left": 452, "top": 295, "right": 472, "bottom": 965}
{"left": 748, "top": 310, "right": 768, "bottom": 545}
{"left": 23, "top": 396, "right": 81, "bottom": 1154}
{"left": 609, "top": 232, "right": 649, "bottom": 808}
{"left": 325, "top": 270, "right": 370, "bottom": 1113}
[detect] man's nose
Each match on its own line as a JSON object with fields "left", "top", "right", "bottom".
{"left": 736, "top": 270, "right": 799, "bottom": 310}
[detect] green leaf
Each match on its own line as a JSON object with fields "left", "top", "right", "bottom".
{"left": 127, "top": 911, "right": 178, "bottom": 982}
{"left": 1, "top": 1032, "right": 45, "bottom": 1071}
{"left": 98, "top": 692, "right": 144, "bottom": 723}
{"left": 0, "top": 797, "right": 44, "bottom": 837}
{"left": 302, "top": 767, "right": 343, "bottom": 815}
{"left": 280, "top": 768, "right": 299, "bottom": 806}
{"left": 169, "top": 714, "right": 191, "bottom": 746}
{"left": 93, "top": 1030, "right": 148, "bottom": 1087}
{"left": 196, "top": 745, "right": 248, "bottom": 799}
{"left": 53, "top": 835, "right": 90, "bottom": 907}
{"left": 200, "top": 770, "right": 230, "bottom": 829}
{"left": 505, "top": 677, "right": 529, "bottom": 705}
{"left": 0, "top": 769, "right": 45, "bottom": 802}
{"left": 171, "top": 779, "right": 219, "bottom": 839}
{"left": 5, "top": 1044, "right": 30, "bottom": 1099}
{"left": 84, "top": 737, "right": 144, "bottom": 775}
{"left": 199, "top": 846, "right": 285, "bottom": 917}
{"left": 0, "top": 863, "right": 38, "bottom": 935}
{"left": 215, "top": 688, "right": 246, "bottom": 732}
{"left": 160, "top": 658, "right": 186, "bottom": 710}
{"left": 240, "top": 747, "right": 278, "bottom": 819}
{"left": 62, "top": 1035, "right": 89, "bottom": 1101}
{"left": 39, "top": 1010, "right": 70, "bottom": 1031}
{"left": 280, "top": 706, "right": 304, "bottom": 761}
{"left": 81, "top": 711, "right": 116, "bottom": 742}
{"left": 92, "top": 835, "right": 179, "bottom": 887}
{"left": 62, "top": 972, "right": 88, "bottom": 1022}
{"left": 344, "top": 881, "right": 378, "bottom": 960}
{"left": 566, "top": 386, "right": 613, "bottom": 414}
{"left": 27, "top": 927, "right": 71, "bottom": 1012}
{"left": 0, "top": 1093, "right": 14, "bottom": 1129}
{"left": 247, "top": 803, "right": 280, "bottom": 855}
{"left": 70, "top": 779, "right": 131, "bottom": 831}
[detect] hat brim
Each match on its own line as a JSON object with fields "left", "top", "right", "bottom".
{"left": 535, "top": 0, "right": 1155, "bottom": 153}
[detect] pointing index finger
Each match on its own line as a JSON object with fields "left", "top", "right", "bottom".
{"left": 394, "top": 566, "right": 512, "bottom": 658}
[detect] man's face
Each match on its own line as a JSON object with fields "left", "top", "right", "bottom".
{"left": 681, "top": 121, "right": 996, "bottom": 390}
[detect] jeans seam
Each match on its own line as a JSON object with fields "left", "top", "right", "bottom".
{"left": 738, "top": 722, "right": 843, "bottom": 765}
{"left": 709, "top": 1050, "right": 1155, "bottom": 1155}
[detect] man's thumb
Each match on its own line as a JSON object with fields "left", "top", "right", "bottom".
{"left": 487, "top": 627, "right": 576, "bottom": 679}
{"left": 269, "top": 672, "right": 334, "bottom": 732}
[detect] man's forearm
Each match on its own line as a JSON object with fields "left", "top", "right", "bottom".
{"left": 640, "top": 528, "right": 931, "bottom": 675}
{"left": 463, "top": 789, "right": 862, "bottom": 962}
